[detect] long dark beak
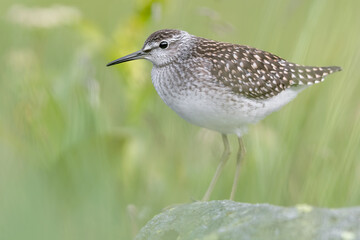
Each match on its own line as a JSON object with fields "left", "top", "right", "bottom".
{"left": 106, "top": 50, "right": 145, "bottom": 67}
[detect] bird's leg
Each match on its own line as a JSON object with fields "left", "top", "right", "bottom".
{"left": 202, "top": 134, "right": 231, "bottom": 201}
{"left": 230, "top": 137, "right": 246, "bottom": 201}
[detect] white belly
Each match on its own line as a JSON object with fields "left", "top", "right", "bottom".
{"left": 151, "top": 68, "right": 306, "bottom": 137}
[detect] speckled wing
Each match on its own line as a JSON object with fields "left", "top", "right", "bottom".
{"left": 196, "top": 39, "right": 341, "bottom": 99}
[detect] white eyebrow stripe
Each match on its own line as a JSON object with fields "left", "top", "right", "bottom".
{"left": 143, "top": 45, "right": 151, "bottom": 51}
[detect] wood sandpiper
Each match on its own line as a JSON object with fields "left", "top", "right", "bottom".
{"left": 107, "top": 29, "right": 341, "bottom": 201}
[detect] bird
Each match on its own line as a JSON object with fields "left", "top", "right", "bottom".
{"left": 107, "top": 29, "right": 341, "bottom": 201}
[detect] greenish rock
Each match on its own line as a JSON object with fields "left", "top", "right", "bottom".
{"left": 135, "top": 200, "right": 360, "bottom": 240}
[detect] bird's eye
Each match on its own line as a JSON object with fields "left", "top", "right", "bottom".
{"left": 159, "top": 41, "right": 169, "bottom": 49}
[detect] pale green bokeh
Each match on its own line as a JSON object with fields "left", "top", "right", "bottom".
{"left": 0, "top": 0, "right": 359, "bottom": 239}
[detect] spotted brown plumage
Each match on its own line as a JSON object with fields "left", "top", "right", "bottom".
{"left": 194, "top": 38, "right": 341, "bottom": 99}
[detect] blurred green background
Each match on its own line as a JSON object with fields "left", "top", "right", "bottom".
{"left": 0, "top": 0, "right": 359, "bottom": 239}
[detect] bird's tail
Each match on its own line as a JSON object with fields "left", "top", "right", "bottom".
{"left": 289, "top": 65, "right": 342, "bottom": 86}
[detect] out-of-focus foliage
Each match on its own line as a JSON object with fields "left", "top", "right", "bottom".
{"left": 0, "top": 0, "right": 359, "bottom": 239}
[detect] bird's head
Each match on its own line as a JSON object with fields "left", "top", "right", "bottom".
{"left": 107, "top": 29, "right": 192, "bottom": 67}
